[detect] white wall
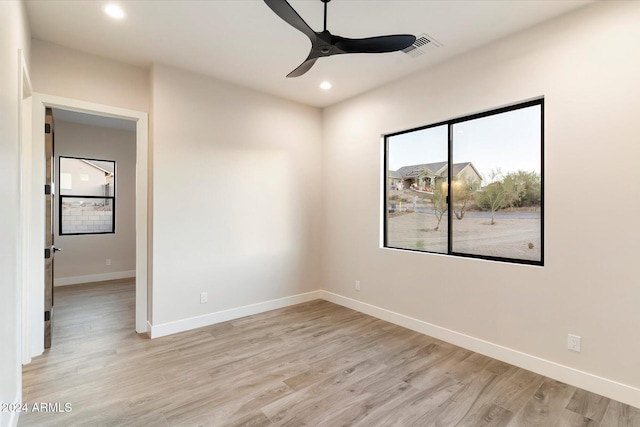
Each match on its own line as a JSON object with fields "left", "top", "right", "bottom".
{"left": 53, "top": 120, "right": 136, "bottom": 285}
{"left": 150, "top": 64, "right": 323, "bottom": 330}
{"left": 0, "top": 1, "right": 30, "bottom": 425}
{"left": 28, "top": 39, "right": 324, "bottom": 338}
{"left": 322, "top": 1, "right": 640, "bottom": 406}
{"left": 30, "top": 39, "right": 149, "bottom": 112}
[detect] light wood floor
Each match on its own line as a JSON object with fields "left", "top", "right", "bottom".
{"left": 20, "top": 279, "right": 639, "bottom": 426}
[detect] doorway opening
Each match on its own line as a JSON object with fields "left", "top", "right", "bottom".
{"left": 24, "top": 93, "right": 149, "bottom": 361}
{"left": 50, "top": 108, "right": 137, "bottom": 348}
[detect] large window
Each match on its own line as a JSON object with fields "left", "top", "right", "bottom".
{"left": 384, "top": 99, "right": 543, "bottom": 265}
{"left": 59, "top": 156, "right": 116, "bottom": 235}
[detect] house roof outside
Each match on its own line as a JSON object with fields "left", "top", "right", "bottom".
{"left": 452, "top": 162, "right": 482, "bottom": 181}
{"left": 81, "top": 159, "right": 115, "bottom": 176}
{"left": 395, "top": 161, "right": 446, "bottom": 178}
{"left": 393, "top": 161, "right": 481, "bottom": 181}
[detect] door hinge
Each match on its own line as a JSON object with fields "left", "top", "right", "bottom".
{"left": 44, "top": 311, "right": 51, "bottom": 321}
{"left": 45, "top": 184, "right": 51, "bottom": 195}
{"left": 45, "top": 123, "right": 51, "bottom": 134}
{"left": 45, "top": 248, "right": 51, "bottom": 259}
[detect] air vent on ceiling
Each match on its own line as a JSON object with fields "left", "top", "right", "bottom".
{"left": 402, "top": 34, "right": 442, "bottom": 58}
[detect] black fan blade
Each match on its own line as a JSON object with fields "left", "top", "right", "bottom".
{"left": 334, "top": 34, "right": 416, "bottom": 54}
{"left": 286, "top": 56, "right": 319, "bottom": 78}
{"left": 264, "top": 0, "right": 317, "bottom": 41}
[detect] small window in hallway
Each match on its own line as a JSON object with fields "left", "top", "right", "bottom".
{"left": 59, "top": 157, "right": 116, "bottom": 235}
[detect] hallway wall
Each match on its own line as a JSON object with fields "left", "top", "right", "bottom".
{"left": 53, "top": 120, "right": 137, "bottom": 285}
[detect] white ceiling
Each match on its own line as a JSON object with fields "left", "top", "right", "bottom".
{"left": 53, "top": 108, "right": 137, "bottom": 132}
{"left": 26, "top": 0, "right": 594, "bottom": 108}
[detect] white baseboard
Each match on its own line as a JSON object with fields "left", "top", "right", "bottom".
{"left": 150, "top": 291, "right": 323, "bottom": 339}
{"left": 320, "top": 291, "right": 640, "bottom": 410}
{"left": 5, "top": 413, "right": 18, "bottom": 427}
{"left": 141, "top": 288, "right": 640, "bottom": 408}
{"left": 54, "top": 270, "right": 135, "bottom": 287}
{"left": 2, "top": 391, "right": 21, "bottom": 427}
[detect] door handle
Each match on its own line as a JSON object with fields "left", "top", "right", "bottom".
{"left": 52, "top": 246, "right": 62, "bottom": 253}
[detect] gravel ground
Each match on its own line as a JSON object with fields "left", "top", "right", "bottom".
{"left": 386, "top": 211, "right": 541, "bottom": 262}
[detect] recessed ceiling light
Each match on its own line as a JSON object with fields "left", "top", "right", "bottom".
{"left": 320, "top": 81, "right": 332, "bottom": 90}
{"left": 104, "top": 3, "right": 125, "bottom": 19}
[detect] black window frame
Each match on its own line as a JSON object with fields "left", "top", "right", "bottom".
{"left": 58, "top": 155, "right": 116, "bottom": 236}
{"left": 383, "top": 98, "right": 544, "bottom": 266}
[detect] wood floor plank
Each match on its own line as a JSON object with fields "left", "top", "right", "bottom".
{"left": 359, "top": 375, "right": 464, "bottom": 426}
{"left": 446, "top": 351, "right": 494, "bottom": 383}
{"left": 401, "top": 344, "right": 473, "bottom": 390}
{"left": 508, "top": 379, "right": 577, "bottom": 426}
{"left": 475, "top": 366, "right": 546, "bottom": 414}
{"left": 456, "top": 402, "right": 513, "bottom": 427}
{"left": 262, "top": 358, "right": 385, "bottom": 423}
{"left": 314, "top": 381, "right": 415, "bottom": 427}
{"left": 566, "top": 388, "right": 611, "bottom": 422}
{"left": 18, "top": 279, "right": 640, "bottom": 427}
{"left": 555, "top": 409, "right": 600, "bottom": 427}
{"left": 176, "top": 411, "right": 272, "bottom": 427}
{"left": 600, "top": 400, "right": 640, "bottom": 427}
{"left": 413, "top": 369, "right": 499, "bottom": 426}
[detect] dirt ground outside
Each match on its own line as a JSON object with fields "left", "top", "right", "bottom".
{"left": 386, "top": 211, "right": 541, "bottom": 262}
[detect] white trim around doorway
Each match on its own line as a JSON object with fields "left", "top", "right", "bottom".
{"left": 26, "top": 93, "right": 149, "bottom": 360}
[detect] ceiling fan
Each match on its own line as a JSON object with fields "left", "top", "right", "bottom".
{"left": 264, "top": 0, "right": 416, "bottom": 78}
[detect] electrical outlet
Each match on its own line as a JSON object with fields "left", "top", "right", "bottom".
{"left": 568, "top": 334, "right": 581, "bottom": 352}
{"left": 200, "top": 292, "right": 208, "bottom": 304}
{"left": 355, "top": 280, "right": 361, "bottom": 291}
{"left": 106, "top": 258, "right": 111, "bottom": 266}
